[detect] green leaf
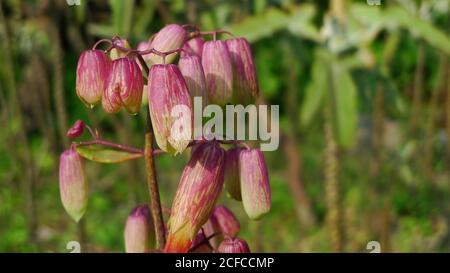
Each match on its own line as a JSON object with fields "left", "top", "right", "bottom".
{"left": 300, "top": 50, "right": 328, "bottom": 127}
{"left": 287, "top": 4, "right": 320, "bottom": 42}
{"left": 330, "top": 62, "right": 358, "bottom": 148}
{"left": 109, "top": 0, "right": 134, "bottom": 37}
{"left": 226, "top": 4, "right": 318, "bottom": 43}
{"left": 132, "top": 0, "right": 156, "bottom": 39}
{"left": 351, "top": 4, "right": 450, "bottom": 55}
{"left": 76, "top": 145, "right": 143, "bottom": 164}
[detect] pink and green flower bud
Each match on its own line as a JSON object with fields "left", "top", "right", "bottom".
{"left": 164, "top": 141, "right": 226, "bottom": 253}
{"left": 149, "top": 24, "right": 187, "bottom": 64}
{"left": 148, "top": 64, "right": 192, "bottom": 155}
{"left": 226, "top": 38, "right": 259, "bottom": 104}
{"left": 102, "top": 57, "right": 144, "bottom": 114}
{"left": 124, "top": 205, "right": 154, "bottom": 253}
{"left": 224, "top": 147, "right": 244, "bottom": 201}
{"left": 202, "top": 40, "right": 233, "bottom": 106}
{"left": 213, "top": 205, "right": 240, "bottom": 238}
{"left": 59, "top": 148, "right": 88, "bottom": 222}
{"left": 76, "top": 49, "right": 111, "bottom": 107}
{"left": 66, "top": 120, "right": 85, "bottom": 139}
{"left": 179, "top": 55, "right": 208, "bottom": 106}
{"left": 239, "top": 149, "right": 271, "bottom": 220}
{"left": 218, "top": 237, "right": 251, "bottom": 253}
{"left": 181, "top": 37, "right": 205, "bottom": 58}
{"left": 137, "top": 41, "right": 152, "bottom": 64}
{"left": 110, "top": 39, "right": 131, "bottom": 60}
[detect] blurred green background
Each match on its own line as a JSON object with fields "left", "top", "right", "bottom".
{"left": 1, "top": 0, "right": 450, "bottom": 253}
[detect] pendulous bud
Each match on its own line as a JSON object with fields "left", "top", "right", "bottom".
{"left": 181, "top": 37, "right": 205, "bottom": 58}
{"left": 137, "top": 41, "right": 152, "bottom": 64}
{"left": 226, "top": 38, "right": 259, "bottom": 104}
{"left": 149, "top": 24, "right": 187, "bottom": 64}
{"left": 164, "top": 141, "right": 226, "bottom": 253}
{"left": 124, "top": 205, "right": 154, "bottom": 253}
{"left": 239, "top": 149, "right": 271, "bottom": 220}
{"left": 59, "top": 148, "right": 88, "bottom": 222}
{"left": 224, "top": 147, "right": 244, "bottom": 201}
{"left": 76, "top": 49, "right": 111, "bottom": 107}
{"left": 213, "top": 205, "right": 240, "bottom": 238}
{"left": 218, "top": 237, "right": 251, "bottom": 253}
{"left": 148, "top": 64, "right": 192, "bottom": 155}
{"left": 179, "top": 55, "right": 208, "bottom": 105}
{"left": 66, "top": 120, "right": 85, "bottom": 139}
{"left": 202, "top": 40, "right": 233, "bottom": 106}
{"left": 110, "top": 39, "right": 131, "bottom": 60}
{"left": 102, "top": 57, "right": 144, "bottom": 114}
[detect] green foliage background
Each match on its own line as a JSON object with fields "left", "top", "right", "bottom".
{"left": 0, "top": 0, "right": 450, "bottom": 252}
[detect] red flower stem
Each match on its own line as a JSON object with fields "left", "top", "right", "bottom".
{"left": 133, "top": 55, "right": 167, "bottom": 249}
{"left": 144, "top": 112, "right": 166, "bottom": 249}
{"left": 92, "top": 39, "right": 112, "bottom": 50}
{"left": 75, "top": 139, "right": 144, "bottom": 155}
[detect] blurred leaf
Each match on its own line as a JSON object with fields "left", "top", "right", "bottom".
{"left": 351, "top": 4, "right": 450, "bottom": 54}
{"left": 226, "top": 4, "right": 319, "bottom": 43}
{"left": 287, "top": 4, "right": 320, "bottom": 42}
{"left": 227, "top": 6, "right": 303, "bottom": 42}
{"left": 300, "top": 50, "right": 328, "bottom": 127}
{"left": 110, "top": 0, "right": 134, "bottom": 37}
{"left": 87, "top": 23, "right": 115, "bottom": 38}
{"left": 132, "top": 0, "right": 156, "bottom": 39}
{"left": 76, "top": 145, "right": 142, "bottom": 163}
{"left": 330, "top": 62, "right": 358, "bottom": 148}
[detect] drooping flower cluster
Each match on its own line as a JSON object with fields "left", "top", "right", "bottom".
{"left": 60, "top": 23, "right": 270, "bottom": 254}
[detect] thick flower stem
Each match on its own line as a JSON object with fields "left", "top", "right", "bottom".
{"left": 144, "top": 113, "right": 166, "bottom": 249}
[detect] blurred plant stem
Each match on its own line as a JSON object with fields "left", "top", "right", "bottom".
{"left": 49, "top": 13, "right": 69, "bottom": 147}
{"left": 144, "top": 110, "right": 166, "bottom": 249}
{"left": 330, "top": 0, "right": 347, "bottom": 23}
{"left": 282, "top": 40, "right": 316, "bottom": 230}
{"left": 371, "top": 34, "right": 399, "bottom": 177}
{"left": 446, "top": 66, "right": 450, "bottom": 166}
{"left": 0, "top": 3, "right": 39, "bottom": 250}
{"left": 324, "top": 104, "right": 343, "bottom": 252}
{"left": 410, "top": 40, "right": 426, "bottom": 134}
{"left": 424, "top": 54, "right": 448, "bottom": 178}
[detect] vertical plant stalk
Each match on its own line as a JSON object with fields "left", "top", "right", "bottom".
{"left": 144, "top": 110, "right": 166, "bottom": 249}
{"left": 331, "top": 0, "right": 347, "bottom": 23}
{"left": 424, "top": 55, "right": 448, "bottom": 178}
{"left": 410, "top": 40, "right": 425, "bottom": 134}
{"left": 49, "top": 24, "right": 69, "bottom": 147}
{"left": 322, "top": 56, "right": 345, "bottom": 252}
{"left": 324, "top": 98, "right": 343, "bottom": 252}
{"left": 371, "top": 34, "right": 398, "bottom": 178}
{"left": 446, "top": 67, "right": 450, "bottom": 165}
{"left": 371, "top": 83, "right": 385, "bottom": 176}
{"left": 282, "top": 40, "right": 316, "bottom": 230}
{"left": 0, "top": 4, "right": 39, "bottom": 249}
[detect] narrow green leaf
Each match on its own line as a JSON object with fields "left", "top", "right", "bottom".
{"left": 110, "top": 0, "right": 134, "bottom": 37}
{"left": 330, "top": 63, "right": 358, "bottom": 148}
{"left": 300, "top": 50, "right": 328, "bottom": 127}
{"left": 76, "top": 145, "right": 143, "bottom": 164}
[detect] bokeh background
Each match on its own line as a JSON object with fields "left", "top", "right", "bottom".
{"left": 1, "top": 0, "right": 450, "bottom": 253}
